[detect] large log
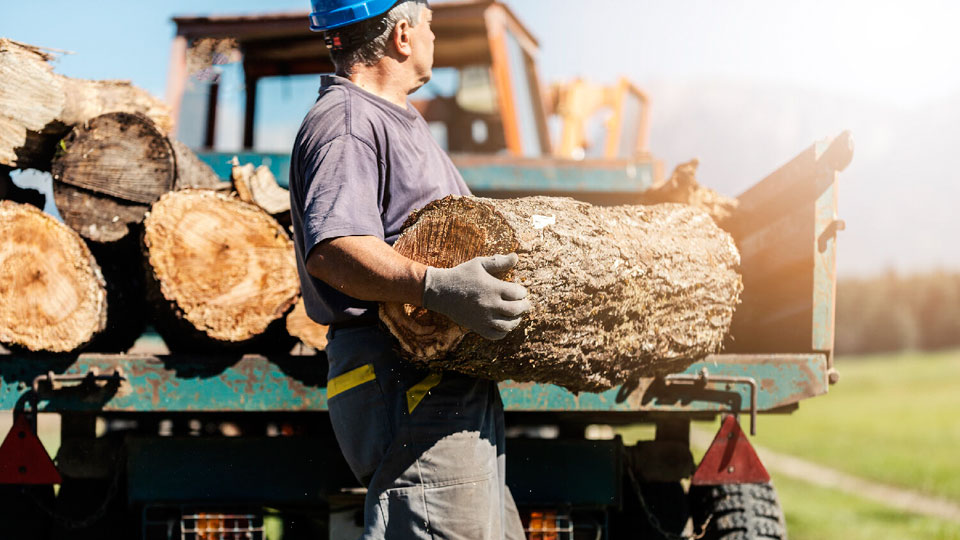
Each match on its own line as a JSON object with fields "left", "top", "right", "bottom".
{"left": 0, "top": 201, "right": 107, "bottom": 352}
{"left": 0, "top": 39, "right": 171, "bottom": 170}
{"left": 142, "top": 189, "right": 300, "bottom": 351}
{"left": 51, "top": 113, "right": 225, "bottom": 244}
{"left": 380, "top": 196, "right": 742, "bottom": 392}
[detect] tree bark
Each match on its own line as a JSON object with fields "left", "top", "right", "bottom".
{"left": 171, "top": 139, "right": 230, "bottom": 191}
{"left": 142, "top": 189, "right": 300, "bottom": 351}
{"left": 639, "top": 159, "right": 739, "bottom": 224}
{"left": 380, "top": 196, "right": 742, "bottom": 392}
{"left": 0, "top": 201, "right": 107, "bottom": 352}
{"left": 0, "top": 39, "right": 171, "bottom": 171}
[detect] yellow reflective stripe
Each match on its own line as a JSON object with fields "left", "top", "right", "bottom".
{"left": 326, "top": 364, "right": 376, "bottom": 399}
{"left": 406, "top": 372, "right": 443, "bottom": 414}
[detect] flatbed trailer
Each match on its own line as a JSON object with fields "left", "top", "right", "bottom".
{"left": 0, "top": 2, "right": 852, "bottom": 538}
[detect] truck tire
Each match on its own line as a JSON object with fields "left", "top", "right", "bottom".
{"left": 690, "top": 482, "right": 787, "bottom": 540}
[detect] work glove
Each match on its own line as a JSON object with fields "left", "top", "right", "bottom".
{"left": 422, "top": 253, "right": 532, "bottom": 340}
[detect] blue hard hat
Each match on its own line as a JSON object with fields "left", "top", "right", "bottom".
{"left": 309, "top": 0, "right": 399, "bottom": 32}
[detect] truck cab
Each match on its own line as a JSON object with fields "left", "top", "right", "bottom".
{"left": 167, "top": 1, "right": 661, "bottom": 203}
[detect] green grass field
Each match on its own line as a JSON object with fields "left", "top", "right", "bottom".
{"left": 773, "top": 472, "right": 960, "bottom": 540}
{"left": 751, "top": 348, "right": 960, "bottom": 503}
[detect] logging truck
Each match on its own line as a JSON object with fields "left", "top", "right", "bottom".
{"left": 0, "top": 2, "right": 853, "bottom": 538}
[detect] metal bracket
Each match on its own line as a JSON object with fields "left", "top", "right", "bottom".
{"left": 663, "top": 368, "right": 758, "bottom": 435}
{"left": 818, "top": 218, "right": 846, "bottom": 253}
{"left": 32, "top": 367, "right": 125, "bottom": 393}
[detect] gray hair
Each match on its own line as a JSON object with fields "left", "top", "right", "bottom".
{"left": 328, "top": 0, "right": 429, "bottom": 76}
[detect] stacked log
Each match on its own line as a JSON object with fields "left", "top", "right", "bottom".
{"left": 380, "top": 196, "right": 742, "bottom": 392}
{"left": 0, "top": 201, "right": 107, "bottom": 352}
{"left": 142, "top": 190, "right": 299, "bottom": 351}
{"left": 50, "top": 113, "right": 229, "bottom": 243}
{"left": 231, "top": 162, "right": 291, "bottom": 229}
{"left": 0, "top": 38, "right": 171, "bottom": 171}
{"left": 51, "top": 112, "right": 176, "bottom": 244}
{"left": 0, "top": 39, "right": 306, "bottom": 355}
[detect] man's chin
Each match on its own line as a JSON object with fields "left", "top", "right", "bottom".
{"left": 408, "top": 71, "right": 433, "bottom": 94}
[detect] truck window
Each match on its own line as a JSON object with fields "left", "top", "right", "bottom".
{"left": 504, "top": 29, "right": 543, "bottom": 157}
{"left": 255, "top": 74, "right": 324, "bottom": 153}
{"left": 411, "top": 65, "right": 506, "bottom": 154}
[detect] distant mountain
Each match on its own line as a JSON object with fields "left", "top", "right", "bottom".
{"left": 642, "top": 79, "right": 960, "bottom": 276}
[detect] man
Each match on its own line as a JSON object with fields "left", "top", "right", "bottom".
{"left": 289, "top": 1, "right": 531, "bottom": 538}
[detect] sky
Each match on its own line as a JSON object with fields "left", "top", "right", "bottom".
{"left": 5, "top": 0, "right": 960, "bottom": 107}
{"left": 513, "top": 0, "right": 960, "bottom": 108}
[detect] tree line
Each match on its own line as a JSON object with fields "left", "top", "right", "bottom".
{"left": 835, "top": 271, "right": 960, "bottom": 355}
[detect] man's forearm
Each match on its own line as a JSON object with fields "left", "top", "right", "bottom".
{"left": 305, "top": 235, "right": 427, "bottom": 306}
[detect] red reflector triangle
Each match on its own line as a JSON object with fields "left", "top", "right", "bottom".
{"left": 691, "top": 415, "right": 770, "bottom": 485}
{"left": 0, "top": 414, "right": 62, "bottom": 485}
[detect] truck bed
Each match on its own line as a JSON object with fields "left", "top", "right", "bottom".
{"left": 0, "top": 133, "right": 850, "bottom": 423}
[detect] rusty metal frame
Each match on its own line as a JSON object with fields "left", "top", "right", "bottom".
{"left": 483, "top": 3, "right": 551, "bottom": 157}
{"left": 0, "top": 353, "right": 828, "bottom": 417}
{"left": 664, "top": 367, "right": 759, "bottom": 435}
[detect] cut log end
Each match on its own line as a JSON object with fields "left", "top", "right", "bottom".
{"left": 381, "top": 196, "right": 519, "bottom": 359}
{"left": 52, "top": 112, "right": 175, "bottom": 244}
{"left": 171, "top": 139, "right": 228, "bottom": 191}
{"left": 144, "top": 190, "right": 299, "bottom": 346}
{"left": 0, "top": 201, "right": 107, "bottom": 352}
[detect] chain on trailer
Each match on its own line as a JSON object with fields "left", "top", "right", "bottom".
{"left": 623, "top": 447, "right": 712, "bottom": 540}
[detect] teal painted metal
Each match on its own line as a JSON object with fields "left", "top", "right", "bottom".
{"left": 0, "top": 353, "right": 826, "bottom": 414}
{"left": 196, "top": 151, "right": 292, "bottom": 188}
{"left": 812, "top": 177, "right": 839, "bottom": 351}
{"left": 0, "top": 355, "right": 327, "bottom": 413}
{"left": 500, "top": 354, "right": 828, "bottom": 412}
{"left": 194, "top": 150, "right": 654, "bottom": 194}
{"left": 456, "top": 161, "right": 654, "bottom": 192}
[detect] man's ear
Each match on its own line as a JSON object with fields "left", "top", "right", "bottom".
{"left": 393, "top": 19, "right": 413, "bottom": 58}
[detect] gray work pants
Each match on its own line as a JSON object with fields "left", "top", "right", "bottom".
{"left": 325, "top": 325, "right": 525, "bottom": 540}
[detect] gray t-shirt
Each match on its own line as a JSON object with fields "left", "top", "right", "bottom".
{"left": 290, "top": 75, "right": 471, "bottom": 325}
